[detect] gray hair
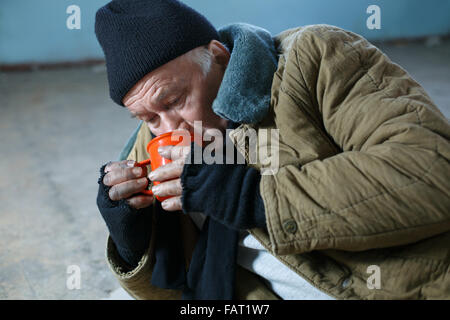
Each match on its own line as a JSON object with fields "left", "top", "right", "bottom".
{"left": 185, "top": 43, "right": 229, "bottom": 76}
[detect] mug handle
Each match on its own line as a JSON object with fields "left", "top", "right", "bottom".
{"left": 136, "top": 159, "right": 151, "bottom": 167}
{"left": 136, "top": 159, "right": 153, "bottom": 195}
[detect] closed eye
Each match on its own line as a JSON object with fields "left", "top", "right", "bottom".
{"left": 147, "top": 116, "right": 159, "bottom": 124}
{"left": 130, "top": 112, "right": 158, "bottom": 123}
{"left": 166, "top": 97, "right": 181, "bottom": 107}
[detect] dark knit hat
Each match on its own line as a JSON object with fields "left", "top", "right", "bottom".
{"left": 95, "top": 0, "right": 220, "bottom": 106}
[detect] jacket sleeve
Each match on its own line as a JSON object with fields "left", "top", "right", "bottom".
{"left": 105, "top": 213, "right": 182, "bottom": 300}
{"left": 261, "top": 25, "right": 450, "bottom": 255}
{"left": 104, "top": 122, "right": 182, "bottom": 299}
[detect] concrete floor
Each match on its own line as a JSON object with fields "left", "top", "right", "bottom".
{"left": 0, "top": 38, "right": 449, "bottom": 300}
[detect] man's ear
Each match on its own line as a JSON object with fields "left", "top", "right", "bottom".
{"left": 207, "top": 40, "right": 230, "bottom": 69}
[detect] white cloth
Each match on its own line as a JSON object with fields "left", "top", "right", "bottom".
{"left": 187, "top": 212, "right": 335, "bottom": 300}
{"left": 237, "top": 231, "right": 335, "bottom": 300}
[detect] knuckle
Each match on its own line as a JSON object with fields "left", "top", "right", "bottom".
{"left": 139, "top": 196, "right": 152, "bottom": 207}
{"left": 166, "top": 180, "right": 181, "bottom": 196}
{"left": 128, "top": 197, "right": 141, "bottom": 209}
{"left": 103, "top": 173, "right": 111, "bottom": 186}
{"left": 173, "top": 146, "right": 181, "bottom": 158}
{"left": 158, "top": 183, "right": 170, "bottom": 197}
{"left": 174, "top": 197, "right": 182, "bottom": 209}
{"left": 160, "top": 146, "right": 170, "bottom": 158}
{"left": 124, "top": 180, "right": 136, "bottom": 194}
{"left": 129, "top": 167, "right": 142, "bottom": 179}
{"left": 162, "top": 199, "right": 172, "bottom": 210}
{"left": 105, "top": 161, "right": 116, "bottom": 170}
{"left": 129, "top": 195, "right": 151, "bottom": 209}
{"left": 117, "top": 168, "right": 129, "bottom": 181}
{"left": 183, "top": 146, "right": 191, "bottom": 156}
{"left": 125, "top": 198, "right": 134, "bottom": 208}
{"left": 138, "top": 177, "right": 148, "bottom": 186}
{"left": 166, "top": 146, "right": 174, "bottom": 159}
{"left": 157, "top": 167, "right": 170, "bottom": 180}
{"left": 163, "top": 197, "right": 181, "bottom": 211}
{"left": 176, "top": 147, "right": 184, "bottom": 159}
{"left": 130, "top": 178, "right": 147, "bottom": 194}
{"left": 123, "top": 159, "right": 133, "bottom": 166}
{"left": 135, "top": 167, "right": 143, "bottom": 176}
{"left": 109, "top": 186, "right": 120, "bottom": 201}
{"left": 132, "top": 200, "right": 143, "bottom": 209}
{"left": 175, "top": 158, "right": 185, "bottom": 168}
{"left": 166, "top": 182, "right": 176, "bottom": 194}
{"left": 108, "top": 171, "right": 120, "bottom": 185}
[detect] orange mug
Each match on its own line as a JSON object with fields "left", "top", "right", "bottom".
{"left": 135, "top": 129, "right": 194, "bottom": 202}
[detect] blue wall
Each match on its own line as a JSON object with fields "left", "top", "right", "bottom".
{"left": 1, "top": 0, "right": 450, "bottom": 64}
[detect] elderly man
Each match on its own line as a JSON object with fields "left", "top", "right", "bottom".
{"left": 95, "top": 0, "right": 450, "bottom": 300}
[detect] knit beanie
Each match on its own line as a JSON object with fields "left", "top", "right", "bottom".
{"left": 95, "top": 0, "right": 220, "bottom": 106}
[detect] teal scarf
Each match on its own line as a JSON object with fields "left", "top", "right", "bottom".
{"left": 213, "top": 23, "right": 278, "bottom": 124}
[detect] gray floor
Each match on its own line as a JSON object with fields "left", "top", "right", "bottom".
{"left": 0, "top": 38, "right": 449, "bottom": 300}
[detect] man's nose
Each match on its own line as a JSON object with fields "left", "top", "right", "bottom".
{"left": 163, "top": 119, "right": 191, "bottom": 134}
{"left": 161, "top": 112, "right": 188, "bottom": 131}
{"left": 177, "top": 121, "right": 191, "bottom": 131}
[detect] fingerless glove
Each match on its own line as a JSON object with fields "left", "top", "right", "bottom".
{"left": 96, "top": 164, "right": 153, "bottom": 269}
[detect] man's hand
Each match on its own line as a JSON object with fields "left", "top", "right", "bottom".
{"left": 148, "top": 145, "right": 192, "bottom": 211}
{"left": 103, "top": 160, "right": 153, "bottom": 209}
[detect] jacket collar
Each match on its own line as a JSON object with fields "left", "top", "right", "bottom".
{"left": 212, "top": 23, "right": 278, "bottom": 125}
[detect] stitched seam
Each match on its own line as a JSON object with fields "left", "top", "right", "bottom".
{"left": 294, "top": 153, "right": 442, "bottom": 224}
{"left": 262, "top": 175, "right": 283, "bottom": 247}
{"left": 281, "top": 86, "right": 340, "bottom": 154}
{"left": 336, "top": 151, "right": 439, "bottom": 213}
{"left": 279, "top": 218, "right": 450, "bottom": 244}
{"left": 343, "top": 39, "right": 363, "bottom": 65}
{"left": 291, "top": 32, "right": 341, "bottom": 141}
{"left": 293, "top": 32, "right": 317, "bottom": 101}
{"left": 386, "top": 253, "right": 450, "bottom": 266}
{"left": 272, "top": 172, "right": 292, "bottom": 239}
{"left": 415, "top": 108, "right": 423, "bottom": 126}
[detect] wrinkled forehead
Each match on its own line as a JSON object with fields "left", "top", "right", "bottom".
{"left": 122, "top": 55, "right": 192, "bottom": 106}
{"left": 122, "top": 71, "right": 159, "bottom": 106}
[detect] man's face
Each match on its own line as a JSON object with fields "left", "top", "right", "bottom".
{"left": 122, "top": 41, "right": 230, "bottom": 138}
